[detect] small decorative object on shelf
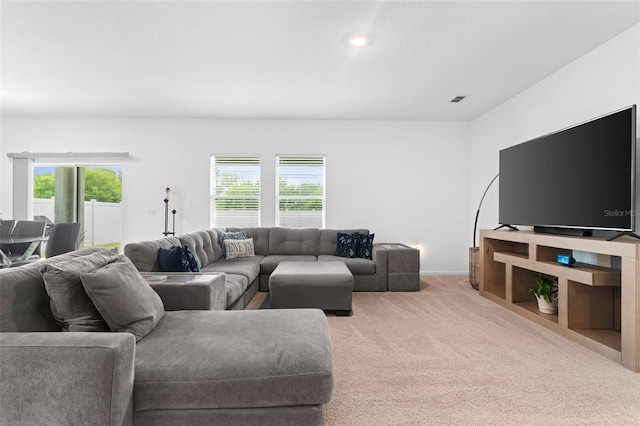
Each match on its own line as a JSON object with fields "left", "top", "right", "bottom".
{"left": 557, "top": 253, "right": 576, "bottom": 266}
{"left": 163, "top": 187, "right": 177, "bottom": 237}
{"left": 528, "top": 275, "right": 558, "bottom": 314}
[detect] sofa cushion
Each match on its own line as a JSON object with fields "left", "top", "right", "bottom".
{"left": 269, "top": 227, "right": 319, "bottom": 256}
{"left": 124, "top": 237, "right": 182, "bottom": 272}
{"left": 227, "top": 227, "right": 270, "bottom": 256}
{"left": 178, "top": 230, "right": 219, "bottom": 267}
{"left": 317, "top": 255, "right": 376, "bottom": 275}
{"left": 201, "top": 255, "right": 263, "bottom": 283}
{"left": 260, "top": 255, "right": 317, "bottom": 275}
{"left": 224, "top": 238, "right": 255, "bottom": 259}
{"left": 319, "top": 229, "right": 369, "bottom": 255}
{"left": 0, "top": 248, "right": 104, "bottom": 333}
{"left": 80, "top": 255, "right": 165, "bottom": 341}
{"left": 225, "top": 274, "right": 248, "bottom": 307}
{"left": 40, "top": 248, "right": 120, "bottom": 332}
{"left": 209, "top": 228, "right": 225, "bottom": 260}
{"left": 134, "top": 309, "right": 333, "bottom": 411}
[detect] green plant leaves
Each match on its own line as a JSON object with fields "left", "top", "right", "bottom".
{"left": 529, "top": 275, "right": 558, "bottom": 304}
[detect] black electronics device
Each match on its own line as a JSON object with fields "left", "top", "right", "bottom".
{"left": 557, "top": 254, "right": 576, "bottom": 267}
{"left": 499, "top": 105, "right": 637, "bottom": 236}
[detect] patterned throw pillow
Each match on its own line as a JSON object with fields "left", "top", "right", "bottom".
{"left": 158, "top": 245, "right": 200, "bottom": 272}
{"left": 335, "top": 232, "right": 357, "bottom": 258}
{"left": 355, "top": 233, "right": 375, "bottom": 260}
{"left": 218, "top": 230, "right": 247, "bottom": 257}
{"left": 224, "top": 238, "right": 255, "bottom": 259}
{"left": 182, "top": 246, "right": 201, "bottom": 271}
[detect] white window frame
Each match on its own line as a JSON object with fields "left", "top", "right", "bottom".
{"left": 210, "top": 155, "right": 261, "bottom": 228}
{"left": 275, "top": 155, "right": 326, "bottom": 228}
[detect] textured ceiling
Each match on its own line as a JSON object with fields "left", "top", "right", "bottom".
{"left": 1, "top": 1, "right": 639, "bottom": 121}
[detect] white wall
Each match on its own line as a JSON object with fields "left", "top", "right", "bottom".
{"left": 1, "top": 119, "right": 470, "bottom": 273}
{"left": 0, "top": 116, "right": 3, "bottom": 218}
{"left": 470, "top": 24, "right": 640, "bottom": 236}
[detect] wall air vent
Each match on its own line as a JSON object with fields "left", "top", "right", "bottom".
{"left": 450, "top": 96, "right": 466, "bottom": 103}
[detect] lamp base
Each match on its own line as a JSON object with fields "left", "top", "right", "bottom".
{"left": 469, "top": 247, "right": 479, "bottom": 290}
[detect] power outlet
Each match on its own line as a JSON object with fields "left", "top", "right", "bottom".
{"left": 148, "top": 209, "right": 156, "bottom": 217}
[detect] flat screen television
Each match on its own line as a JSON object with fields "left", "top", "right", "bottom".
{"left": 499, "top": 105, "right": 637, "bottom": 236}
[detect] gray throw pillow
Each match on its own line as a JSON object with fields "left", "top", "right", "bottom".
{"left": 41, "top": 248, "right": 120, "bottom": 332}
{"left": 80, "top": 255, "right": 165, "bottom": 341}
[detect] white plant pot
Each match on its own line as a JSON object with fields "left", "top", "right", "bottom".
{"left": 535, "top": 295, "right": 558, "bottom": 314}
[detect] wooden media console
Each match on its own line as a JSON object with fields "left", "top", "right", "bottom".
{"left": 480, "top": 229, "right": 640, "bottom": 372}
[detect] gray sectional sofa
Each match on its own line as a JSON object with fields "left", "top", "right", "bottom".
{"left": 0, "top": 248, "right": 334, "bottom": 425}
{"left": 124, "top": 227, "right": 399, "bottom": 310}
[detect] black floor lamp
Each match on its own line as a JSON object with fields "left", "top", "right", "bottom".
{"left": 469, "top": 173, "right": 499, "bottom": 290}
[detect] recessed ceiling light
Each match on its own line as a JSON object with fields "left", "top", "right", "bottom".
{"left": 349, "top": 34, "right": 368, "bottom": 48}
{"left": 450, "top": 96, "right": 466, "bottom": 103}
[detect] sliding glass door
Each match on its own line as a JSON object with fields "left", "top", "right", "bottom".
{"left": 33, "top": 165, "right": 122, "bottom": 251}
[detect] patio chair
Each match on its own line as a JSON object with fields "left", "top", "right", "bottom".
{"left": 7, "top": 220, "right": 46, "bottom": 262}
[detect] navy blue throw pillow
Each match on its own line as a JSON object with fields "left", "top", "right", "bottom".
{"left": 355, "top": 233, "right": 375, "bottom": 260}
{"left": 335, "top": 232, "right": 357, "bottom": 258}
{"left": 183, "top": 246, "right": 201, "bottom": 272}
{"left": 158, "top": 246, "right": 184, "bottom": 272}
{"left": 158, "top": 246, "right": 200, "bottom": 272}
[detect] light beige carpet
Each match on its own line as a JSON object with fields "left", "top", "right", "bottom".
{"left": 247, "top": 276, "right": 640, "bottom": 425}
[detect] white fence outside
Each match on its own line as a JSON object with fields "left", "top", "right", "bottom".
{"left": 33, "top": 198, "right": 122, "bottom": 246}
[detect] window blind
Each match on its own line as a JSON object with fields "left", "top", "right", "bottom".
{"left": 210, "top": 155, "right": 260, "bottom": 227}
{"left": 275, "top": 155, "right": 325, "bottom": 228}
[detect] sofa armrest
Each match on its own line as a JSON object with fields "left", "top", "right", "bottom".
{"left": 124, "top": 238, "right": 181, "bottom": 272}
{"left": 372, "top": 244, "right": 388, "bottom": 290}
{"left": 0, "top": 332, "right": 135, "bottom": 426}
{"left": 149, "top": 273, "right": 226, "bottom": 311}
{"left": 382, "top": 243, "right": 420, "bottom": 291}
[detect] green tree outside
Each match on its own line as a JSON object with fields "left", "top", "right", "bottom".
{"left": 214, "top": 175, "right": 323, "bottom": 211}
{"left": 33, "top": 173, "right": 55, "bottom": 199}
{"left": 278, "top": 179, "right": 323, "bottom": 211}
{"left": 84, "top": 168, "right": 122, "bottom": 202}
{"left": 34, "top": 168, "right": 122, "bottom": 203}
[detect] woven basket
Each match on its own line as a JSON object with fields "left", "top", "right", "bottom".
{"left": 469, "top": 247, "right": 479, "bottom": 290}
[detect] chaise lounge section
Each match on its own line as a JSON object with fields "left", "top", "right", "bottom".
{"left": 0, "top": 248, "right": 334, "bottom": 425}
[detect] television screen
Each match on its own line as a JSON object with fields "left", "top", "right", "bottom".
{"left": 499, "top": 105, "right": 637, "bottom": 232}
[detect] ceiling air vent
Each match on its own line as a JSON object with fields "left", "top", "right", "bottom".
{"left": 450, "top": 96, "right": 466, "bottom": 103}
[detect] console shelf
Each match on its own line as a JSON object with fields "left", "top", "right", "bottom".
{"left": 480, "top": 230, "right": 639, "bottom": 372}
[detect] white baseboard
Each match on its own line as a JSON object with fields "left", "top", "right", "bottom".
{"left": 420, "top": 271, "right": 468, "bottom": 276}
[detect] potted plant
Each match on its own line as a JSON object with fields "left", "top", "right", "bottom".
{"left": 528, "top": 275, "right": 558, "bottom": 314}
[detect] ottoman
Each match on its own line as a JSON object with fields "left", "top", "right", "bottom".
{"left": 269, "top": 261, "right": 354, "bottom": 316}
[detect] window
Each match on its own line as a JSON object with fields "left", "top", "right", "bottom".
{"left": 210, "top": 155, "right": 260, "bottom": 227}
{"left": 276, "top": 155, "right": 325, "bottom": 228}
